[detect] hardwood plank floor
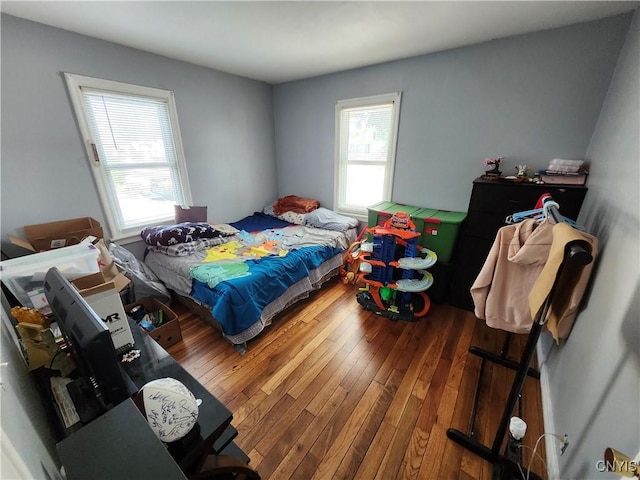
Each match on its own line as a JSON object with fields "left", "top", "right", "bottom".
{"left": 167, "top": 279, "right": 547, "bottom": 480}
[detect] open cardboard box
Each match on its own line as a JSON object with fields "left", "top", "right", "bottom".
{"left": 71, "top": 267, "right": 130, "bottom": 295}
{"left": 8, "top": 217, "right": 103, "bottom": 252}
{"left": 70, "top": 239, "right": 130, "bottom": 294}
{"left": 125, "top": 297, "right": 181, "bottom": 349}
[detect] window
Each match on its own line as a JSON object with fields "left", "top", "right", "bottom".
{"left": 65, "top": 73, "right": 192, "bottom": 240}
{"left": 334, "top": 92, "right": 401, "bottom": 218}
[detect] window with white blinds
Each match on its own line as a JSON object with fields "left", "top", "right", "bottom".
{"left": 334, "top": 92, "right": 401, "bottom": 218}
{"left": 65, "top": 73, "right": 192, "bottom": 240}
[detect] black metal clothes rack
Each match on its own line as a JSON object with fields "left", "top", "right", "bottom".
{"left": 446, "top": 197, "right": 593, "bottom": 480}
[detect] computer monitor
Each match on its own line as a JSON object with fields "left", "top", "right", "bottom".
{"left": 44, "top": 267, "right": 130, "bottom": 416}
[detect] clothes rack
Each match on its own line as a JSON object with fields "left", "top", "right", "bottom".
{"left": 446, "top": 195, "right": 593, "bottom": 480}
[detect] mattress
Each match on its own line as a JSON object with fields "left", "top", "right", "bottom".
{"left": 144, "top": 217, "right": 357, "bottom": 345}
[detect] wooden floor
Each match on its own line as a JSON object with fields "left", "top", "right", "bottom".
{"left": 167, "top": 279, "right": 546, "bottom": 480}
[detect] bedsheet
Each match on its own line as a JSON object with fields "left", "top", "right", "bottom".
{"left": 144, "top": 221, "right": 357, "bottom": 345}
{"left": 191, "top": 245, "right": 342, "bottom": 337}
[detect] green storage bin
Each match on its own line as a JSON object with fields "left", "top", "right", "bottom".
{"left": 367, "top": 201, "right": 396, "bottom": 228}
{"left": 366, "top": 202, "right": 424, "bottom": 242}
{"left": 384, "top": 203, "right": 423, "bottom": 218}
{"left": 367, "top": 202, "right": 423, "bottom": 228}
{"left": 411, "top": 208, "right": 438, "bottom": 238}
{"left": 414, "top": 209, "right": 467, "bottom": 262}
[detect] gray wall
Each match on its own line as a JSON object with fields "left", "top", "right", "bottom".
{"left": 273, "top": 14, "right": 632, "bottom": 213}
{"left": 1, "top": 14, "right": 277, "bottom": 257}
{"left": 538, "top": 9, "right": 640, "bottom": 479}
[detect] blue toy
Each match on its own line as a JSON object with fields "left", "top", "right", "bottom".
{"left": 356, "top": 212, "right": 436, "bottom": 321}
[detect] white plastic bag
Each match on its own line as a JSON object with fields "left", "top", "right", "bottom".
{"left": 108, "top": 243, "right": 171, "bottom": 304}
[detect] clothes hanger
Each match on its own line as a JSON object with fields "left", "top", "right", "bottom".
{"left": 506, "top": 208, "right": 545, "bottom": 224}
{"left": 505, "top": 195, "right": 580, "bottom": 228}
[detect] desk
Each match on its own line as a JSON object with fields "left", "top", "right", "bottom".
{"left": 57, "top": 399, "right": 188, "bottom": 480}
{"left": 57, "top": 319, "right": 236, "bottom": 478}
{"left": 122, "top": 318, "right": 233, "bottom": 473}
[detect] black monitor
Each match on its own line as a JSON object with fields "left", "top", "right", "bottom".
{"left": 44, "top": 267, "right": 130, "bottom": 419}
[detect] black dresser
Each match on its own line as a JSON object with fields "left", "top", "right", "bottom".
{"left": 449, "top": 178, "right": 588, "bottom": 311}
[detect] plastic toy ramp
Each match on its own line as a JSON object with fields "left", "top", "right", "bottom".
{"left": 397, "top": 248, "right": 437, "bottom": 270}
{"left": 395, "top": 270, "right": 434, "bottom": 292}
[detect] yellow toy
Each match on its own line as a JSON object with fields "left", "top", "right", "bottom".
{"left": 11, "top": 306, "right": 50, "bottom": 327}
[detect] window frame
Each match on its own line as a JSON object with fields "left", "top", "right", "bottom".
{"left": 64, "top": 73, "right": 192, "bottom": 242}
{"left": 334, "top": 92, "right": 402, "bottom": 219}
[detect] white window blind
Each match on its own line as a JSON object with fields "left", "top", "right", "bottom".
{"left": 65, "top": 73, "right": 192, "bottom": 240}
{"left": 334, "top": 93, "right": 401, "bottom": 218}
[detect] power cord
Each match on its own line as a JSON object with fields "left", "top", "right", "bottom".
{"left": 48, "top": 347, "right": 68, "bottom": 370}
{"left": 517, "top": 444, "right": 548, "bottom": 479}
{"left": 519, "top": 433, "right": 569, "bottom": 480}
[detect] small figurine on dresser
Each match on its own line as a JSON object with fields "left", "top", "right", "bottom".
{"left": 482, "top": 156, "right": 504, "bottom": 178}
{"left": 516, "top": 164, "right": 531, "bottom": 177}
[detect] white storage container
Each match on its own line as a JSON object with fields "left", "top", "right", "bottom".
{"left": 0, "top": 244, "right": 100, "bottom": 314}
{"left": 547, "top": 158, "right": 584, "bottom": 173}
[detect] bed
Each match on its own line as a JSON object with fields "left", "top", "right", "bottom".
{"left": 143, "top": 200, "right": 359, "bottom": 354}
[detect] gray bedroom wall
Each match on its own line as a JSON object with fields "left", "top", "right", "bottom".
{"left": 0, "top": 14, "right": 277, "bottom": 256}
{"left": 273, "top": 14, "right": 632, "bottom": 213}
{"left": 538, "top": 9, "right": 639, "bottom": 480}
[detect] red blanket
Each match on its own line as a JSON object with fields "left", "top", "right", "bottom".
{"left": 273, "top": 195, "right": 320, "bottom": 215}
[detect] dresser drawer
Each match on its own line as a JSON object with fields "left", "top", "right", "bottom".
{"left": 464, "top": 211, "right": 510, "bottom": 239}
{"left": 469, "top": 181, "right": 587, "bottom": 219}
{"left": 449, "top": 178, "right": 587, "bottom": 311}
{"left": 449, "top": 235, "right": 495, "bottom": 311}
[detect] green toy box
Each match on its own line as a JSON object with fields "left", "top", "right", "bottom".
{"left": 366, "top": 202, "right": 466, "bottom": 262}
{"left": 413, "top": 209, "right": 467, "bottom": 262}
{"left": 367, "top": 201, "right": 423, "bottom": 228}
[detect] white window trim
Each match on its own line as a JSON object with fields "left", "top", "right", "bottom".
{"left": 64, "top": 73, "right": 192, "bottom": 242}
{"left": 334, "top": 92, "right": 401, "bottom": 220}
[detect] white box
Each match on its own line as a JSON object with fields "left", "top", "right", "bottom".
{"left": 0, "top": 244, "right": 100, "bottom": 315}
{"left": 79, "top": 283, "right": 134, "bottom": 352}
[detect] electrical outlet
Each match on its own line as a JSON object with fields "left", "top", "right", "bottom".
{"left": 560, "top": 434, "right": 569, "bottom": 455}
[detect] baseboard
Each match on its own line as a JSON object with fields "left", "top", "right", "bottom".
{"left": 536, "top": 341, "right": 561, "bottom": 480}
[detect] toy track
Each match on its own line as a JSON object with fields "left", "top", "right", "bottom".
{"left": 356, "top": 212, "right": 436, "bottom": 321}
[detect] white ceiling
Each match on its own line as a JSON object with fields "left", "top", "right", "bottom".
{"left": 2, "top": 1, "right": 637, "bottom": 84}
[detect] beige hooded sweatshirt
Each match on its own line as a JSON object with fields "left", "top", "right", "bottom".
{"left": 471, "top": 218, "right": 597, "bottom": 339}
{"left": 471, "top": 219, "right": 552, "bottom": 334}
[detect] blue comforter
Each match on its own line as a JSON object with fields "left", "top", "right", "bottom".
{"left": 190, "top": 245, "right": 342, "bottom": 336}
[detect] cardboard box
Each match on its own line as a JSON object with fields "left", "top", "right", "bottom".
{"left": 78, "top": 281, "right": 135, "bottom": 352}
{"left": 125, "top": 298, "right": 181, "bottom": 349}
{"left": 72, "top": 268, "right": 130, "bottom": 295}
{"left": 9, "top": 217, "right": 103, "bottom": 252}
{"left": 70, "top": 238, "right": 131, "bottom": 294}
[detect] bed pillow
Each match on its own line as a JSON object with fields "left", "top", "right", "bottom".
{"left": 262, "top": 201, "right": 276, "bottom": 217}
{"left": 277, "top": 211, "right": 307, "bottom": 225}
{"left": 210, "top": 223, "right": 240, "bottom": 235}
{"left": 174, "top": 205, "right": 208, "bottom": 224}
{"left": 141, "top": 222, "right": 227, "bottom": 247}
{"left": 304, "top": 207, "right": 360, "bottom": 232}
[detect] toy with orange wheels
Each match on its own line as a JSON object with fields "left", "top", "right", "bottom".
{"left": 355, "top": 211, "right": 436, "bottom": 322}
